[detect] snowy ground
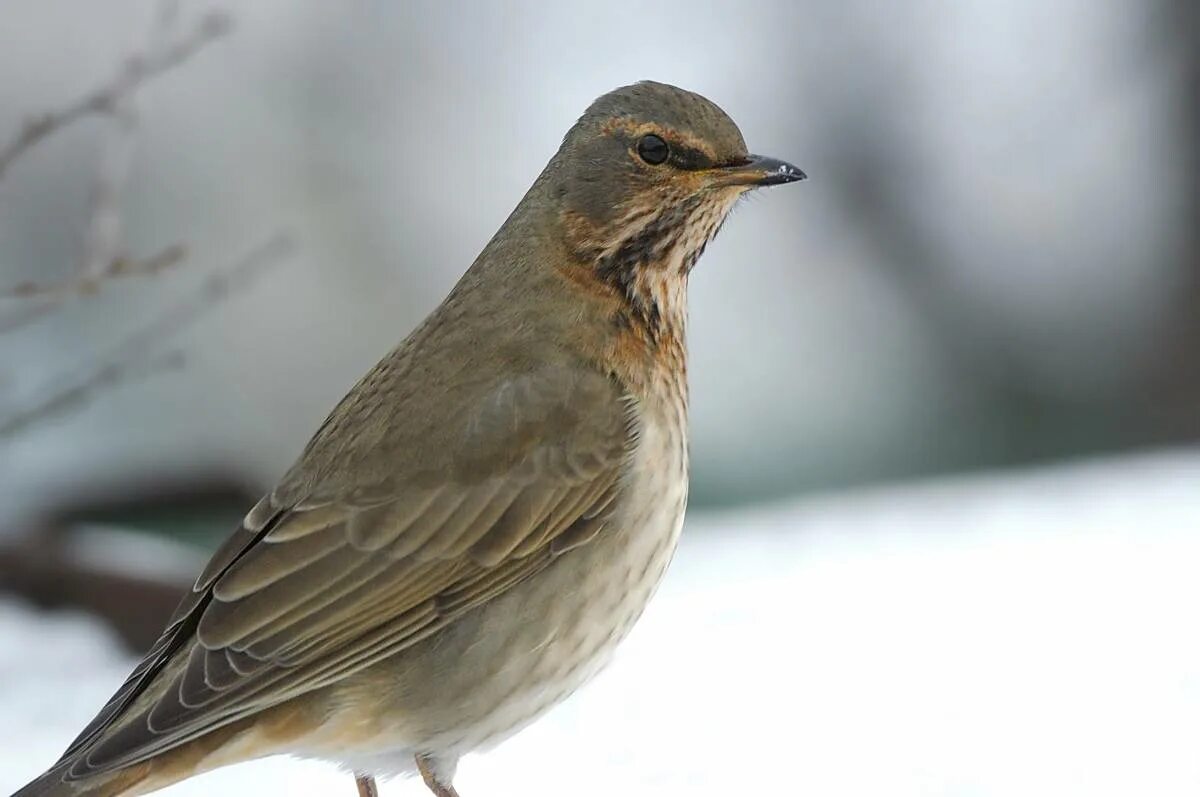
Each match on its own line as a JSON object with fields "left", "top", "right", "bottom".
{"left": 3, "top": 449, "right": 1199, "bottom": 796}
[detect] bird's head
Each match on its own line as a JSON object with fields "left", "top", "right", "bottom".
{"left": 548, "top": 81, "right": 804, "bottom": 284}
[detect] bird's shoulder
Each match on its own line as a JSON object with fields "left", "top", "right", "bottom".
{"left": 276, "top": 322, "right": 636, "bottom": 505}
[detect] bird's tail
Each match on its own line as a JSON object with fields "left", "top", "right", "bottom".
{"left": 10, "top": 761, "right": 144, "bottom": 797}
{"left": 11, "top": 772, "right": 69, "bottom": 797}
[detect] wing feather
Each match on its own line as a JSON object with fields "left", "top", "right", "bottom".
{"left": 61, "top": 365, "right": 636, "bottom": 780}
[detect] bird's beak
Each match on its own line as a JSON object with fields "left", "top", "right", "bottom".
{"left": 712, "top": 154, "right": 807, "bottom": 188}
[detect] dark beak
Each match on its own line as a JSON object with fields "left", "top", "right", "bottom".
{"left": 714, "top": 154, "right": 807, "bottom": 187}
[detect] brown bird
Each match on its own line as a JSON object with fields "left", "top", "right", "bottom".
{"left": 13, "top": 80, "right": 804, "bottom": 797}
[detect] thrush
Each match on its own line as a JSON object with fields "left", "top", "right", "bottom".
{"left": 12, "top": 80, "right": 804, "bottom": 797}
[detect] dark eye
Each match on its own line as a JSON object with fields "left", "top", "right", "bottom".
{"left": 637, "top": 134, "right": 669, "bottom": 165}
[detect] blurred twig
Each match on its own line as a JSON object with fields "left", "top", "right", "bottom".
{"left": 0, "top": 9, "right": 231, "bottom": 182}
{"left": 0, "top": 232, "right": 294, "bottom": 442}
{"left": 0, "top": 4, "right": 232, "bottom": 334}
{"left": 3, "top": 244, "right": 187, "bottom": 299}
{"left": 0, "top": 2, "right": 275, "bottom": 444}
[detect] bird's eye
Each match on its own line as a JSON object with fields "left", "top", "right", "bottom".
{"left": 636, "top": 134, "right": 669, "bottom": 165}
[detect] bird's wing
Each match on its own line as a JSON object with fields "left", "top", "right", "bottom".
{"left": 60, "top": 364, "right": 636, "bottom": 779}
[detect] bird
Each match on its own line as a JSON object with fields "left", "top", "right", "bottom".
{"left": 12, "top": 80, "right": 804, "bottom": 797}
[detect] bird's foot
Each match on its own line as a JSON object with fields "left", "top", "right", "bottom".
{"left": 416, "top": 754, "right": 460, "bottom": 797}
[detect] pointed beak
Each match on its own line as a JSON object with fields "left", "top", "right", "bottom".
{"left": 713, "top": 154, "right": 807, "bottom": 187}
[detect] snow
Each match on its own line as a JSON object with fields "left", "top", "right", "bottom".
{"left": 3, "top": 449, "right": 1199, "bottom": 796}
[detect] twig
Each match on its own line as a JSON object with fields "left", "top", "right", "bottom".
{"left": 0, "top": 4, "right": 232, "bottom": 333}
{"left": 78, "top": 0, "right": 184, "bottom": 285}
{"left": 0, "top": 351, "right": 186, "bottom": 439}
{"left": 0, "top": 244, "right": 189, "bottom": 334}
{"left": 0, "top": 232, "right": 294, "bottom": 442}
{"left": 0, "top": 9, "right": 232, "bottom": 182}
{"left": 2, "top": 244, "right": 187, "bottom": 299}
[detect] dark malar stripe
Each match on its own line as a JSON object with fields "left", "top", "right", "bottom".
{"left": 595, "top": 197, "right": 703, "bottom": 339}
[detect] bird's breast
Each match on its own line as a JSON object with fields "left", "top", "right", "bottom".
{"left": 444, "top": 400, "right": 689, "bottom": 752}
{"left": 460, "top": 402, "right": 689, "bottom": 750}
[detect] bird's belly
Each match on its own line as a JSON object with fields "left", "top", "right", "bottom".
{"left": 322, "top": 413, "right": 688, "bottom": 770}
{"left": 435, "top": 415, "right": 687, "bottom": 754}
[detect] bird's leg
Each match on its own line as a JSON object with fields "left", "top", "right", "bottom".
{"left": 355, "top": 773, "right": 379, "bottom": 797}
{"left": 416, "top": 755, "right": 460, "bottom": 797}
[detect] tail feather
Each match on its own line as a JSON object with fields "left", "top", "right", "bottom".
{"left": 10, "top": 758, "right": 149, "bottom": 797}
{"left": 10, "top": 764, "right": 103, "bottom": 797}
{"left": 9, "top": 768, "right": 130, "bottom": 797}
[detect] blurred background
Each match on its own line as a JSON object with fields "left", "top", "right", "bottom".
{"left": 1, "top": 2, "right": 1198, "bottom": 795}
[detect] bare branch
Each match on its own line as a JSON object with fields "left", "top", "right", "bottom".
{"left": 3, "top": 244, "right": 187, "bottom": 299}
{"left": 0, "top": 233, "right": 294, "bottom": 442}
{"left": 79, "top": 0, "right": 187, "bottom": 284}
{"left": 0, "top": 9, "right": 232, "bottom": 182}
{"left": 0, "top": 351, "right": 186, "bottom": 437}
{"left": 0, "top": 4, "right": 232, "bottom": 331}
{"left": 0, "top": 4, "right": 266, "bottom": 441}
{"left": 0, "top": 244, "right": 187, "bottom": 335}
